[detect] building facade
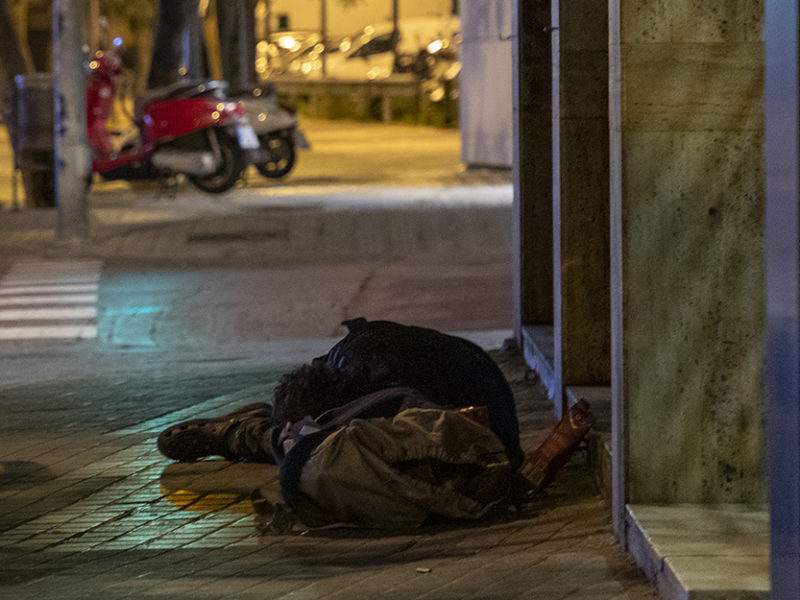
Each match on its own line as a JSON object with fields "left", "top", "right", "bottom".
{"left": 510, "top": 0, "right": 798, "bottom": 598}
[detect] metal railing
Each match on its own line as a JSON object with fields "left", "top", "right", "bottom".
{"left": 270, "top": 75, "right": 458, "bottom": 127}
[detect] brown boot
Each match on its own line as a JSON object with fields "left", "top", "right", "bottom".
{"left": 157, "top": 403, "right": 274, "bottom": 462}
{"left": 519, "top": 399, "right": 596, "bottom": 492}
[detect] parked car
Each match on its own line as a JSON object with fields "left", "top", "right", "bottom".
{"left": 285, "top": 18, "right": 460, "bottom": 81}
{"left": 256, "top": 31, "right": 333, "bottom": 78}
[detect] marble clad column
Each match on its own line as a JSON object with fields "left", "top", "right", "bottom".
{"left": 552, "top": 0, "right": 611, "bottom": 415}
{"left": 609, "top": 0, "right": 767, "bottom": 518}
{"left": 513, "top": 0, "right": 554, "bottom": 340}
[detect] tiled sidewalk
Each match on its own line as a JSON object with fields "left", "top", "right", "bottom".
{"left": 0, "top": 349, "right": 659, "bottom": 600}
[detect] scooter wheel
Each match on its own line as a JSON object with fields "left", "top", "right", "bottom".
{"left": 255, "top": 134, "right": 296, "bottom": 179}
{"left": 189, "top": 130, "right": 246, "bottom": 194}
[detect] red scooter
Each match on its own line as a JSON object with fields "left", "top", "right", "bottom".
{"left": 86, "top": 49, "right": 259, "bottom": 194}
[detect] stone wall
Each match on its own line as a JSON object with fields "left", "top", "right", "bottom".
{"left": 610, "top": 0, "right": 766, "bottom": 504}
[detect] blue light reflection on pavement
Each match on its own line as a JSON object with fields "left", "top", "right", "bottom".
{"left": 102, "top": 307, "right": 164, "bottom": 317}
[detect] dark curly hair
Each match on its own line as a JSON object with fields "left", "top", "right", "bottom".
{"left": 271, "top": 362, "right": 367, "bottom": 427}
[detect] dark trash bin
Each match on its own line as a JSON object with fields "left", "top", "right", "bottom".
{"left": 14, "top": 73, "right": 55, "bottom": 208}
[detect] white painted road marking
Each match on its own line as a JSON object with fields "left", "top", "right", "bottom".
{"left": 0, "top": 307, "right": 97, "bottom": 320}
{"left": 0, "top": 283, "right": 99, "bottom": 295}
{"left": 0, "top": 294, "right": 98, "bottom": 306}
{"left": 0, "top": 325, "right": 98, "bottom": 340}
{"left": 0, "top": 260, "right": 102, "bottom": 340}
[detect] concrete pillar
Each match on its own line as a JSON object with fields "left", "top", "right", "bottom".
{"left": 460, "top": 1, "right": 513, "bottom": 168}
{"left": 512, "top": 0, "right": 553, "bottom": 338}
{"left": 552, "top": 0, "right": 610, "bottom": 415}
{"left": 609, "top": 0, "right": 766, "bottom": 529}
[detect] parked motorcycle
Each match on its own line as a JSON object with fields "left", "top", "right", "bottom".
{"left": 86, "top": 49, "right": 259, "bottom": 194}
{"left": 233, "top": 83, "right": 309, "bottom": 179}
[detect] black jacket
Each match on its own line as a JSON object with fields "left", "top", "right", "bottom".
{"left": 273, "top": 318, "right": 523, "bottom": 469}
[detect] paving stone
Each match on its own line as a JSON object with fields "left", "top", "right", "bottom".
{"left": 0, "top": 347, "right": 660, "bottom": 599}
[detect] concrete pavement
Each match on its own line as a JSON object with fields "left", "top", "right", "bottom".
{"left": 0, "top": 345, "right": 658, "bottom": 600}
{"left": 0, "top": 117, "right": 511, "bottom": 262}
{"left": 0, "top": 119, "right": 660, "bottom": 598}
{"left": 0, "top": 249, "right": 660, "bottom": 600}
{"left": 0, "top": 182, "right": 513, "bottom": 263}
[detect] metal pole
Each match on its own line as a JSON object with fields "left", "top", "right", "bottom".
{"left": 237, "top": 0, "right": 256, "bottom": 88}
{"left": 53, "top": 0, "right": 90, "bottom": 240}
{"left": 11, "top": 164, "right": 19, "bottom": 211}
{"left": 392, "top": 0, "right": 399, "bottom": 72}
{"left": 765, "top": 0, "right": 800, "bottom": 595}
{"left": 320, "top": 0, "right": 327, "bottom": 77}
{"left": 239, "top": 0, "right": 247, "bottom": 89}
{"left": 89, "top": 0, "right": 99, "bottom": 51}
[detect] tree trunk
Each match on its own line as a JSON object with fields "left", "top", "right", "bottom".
{"left": 133, "top": 26, "right": 153, "bottom": 95}
{"left": 8, "top": 0, "right": 34, "bottom": 72}
{"left": 217, "top": 0, "right": 257, "bottom": 90}
{"left": 0, "top": 0, "right": 33, "bottom": 149}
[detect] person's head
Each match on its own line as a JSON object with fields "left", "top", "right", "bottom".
{"left": 272, "top": 363, "right": 359, "bottom": 426}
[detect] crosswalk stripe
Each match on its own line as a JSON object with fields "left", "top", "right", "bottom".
{"left": 0, "top": 307, "right": 97, "bottom": 320}
{"left": 0, "top": 260, "right": 101, "bottom": 340}
{"left": 0, "top": 325, "right": 98, "bottom": 340}
{"left": 0, "top": 294, "right": 98, "bottom": 306}
{"left": 0, "top": 274, "right": 101, "bottom": 285}
{"left": 0, "top": 284, "right": 99, "bottom": 295}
